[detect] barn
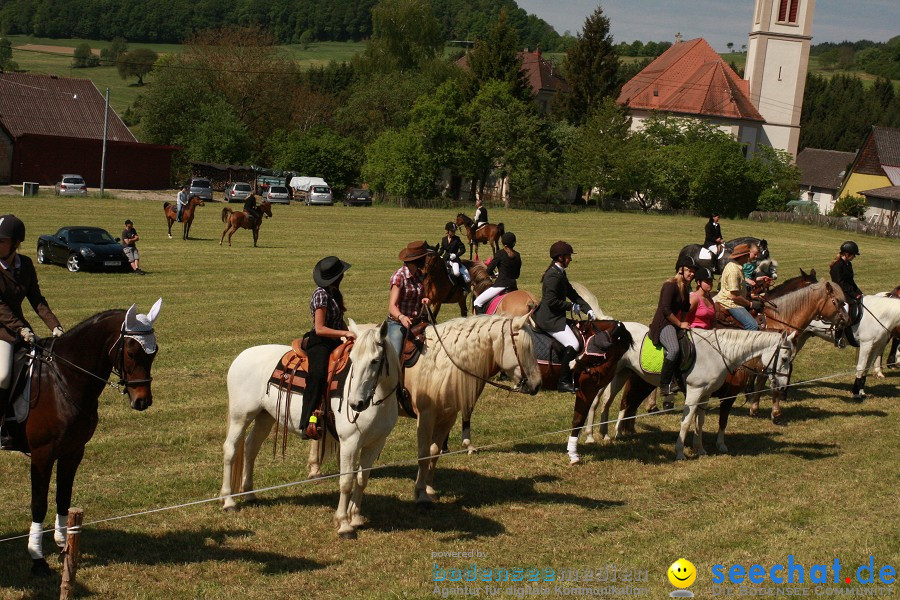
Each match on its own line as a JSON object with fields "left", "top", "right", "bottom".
{"left": 0, "top": 72, "right": 175, "bottom": 189}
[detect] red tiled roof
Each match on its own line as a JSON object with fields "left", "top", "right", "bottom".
{"left": 617, "top": 38, "right": 764, "bottom": 122}
{"left": 0, "top": 73, "right": 136, "bottom": 142}
{"left": 455, "top": 49, "right": 570, "bottom": 96}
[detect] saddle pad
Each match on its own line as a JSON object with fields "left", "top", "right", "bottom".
{"left": 639, "top": 333, "right": 695, "bottom": 374}
{"left": 531, "top": 327, "right": 585, "bottom": 365}
{"left": 269, "top": 350, "right": 309, "bottom": 392}
{"left": 485, "top": 293, "right": 507, "bottom": 315}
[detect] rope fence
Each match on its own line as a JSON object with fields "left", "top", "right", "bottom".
{"left": 0, "top": 365, "right": 885, "bottom": 545}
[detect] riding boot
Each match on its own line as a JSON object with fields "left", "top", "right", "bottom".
{"left": 556, "top": 347, "right": 577, "bottom": 394}
{"left": 659, "top": 358, "right": 680, "bottom": 397}
{"left": 0, "top": 386, "right": 15, "bottom": 451}
{"left": 473, "top": 304, "right": 485, "bottom": 316}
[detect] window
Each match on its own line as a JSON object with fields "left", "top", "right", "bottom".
{"left": 777, "top": 0, "right": 799, "bottom": 24}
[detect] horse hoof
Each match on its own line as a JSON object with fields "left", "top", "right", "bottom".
{"left": 338, "top": 530, "right": 358, "bottom": 540}
{"left": 223, "top": 505, "right": 238, "bottom": 513}
{"left": 583, "top": 436, "right": 596, "bottom": 445}
{"left": 31, "top": 558, "right": 51, "bottom": 577}
{"left": 568, "top": 453, "right": 581, "bottom": 465}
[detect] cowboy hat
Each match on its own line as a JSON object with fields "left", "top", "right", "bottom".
{"left": 313, "top": 256, "right": 351, "bottom": 287}
{"left": 398, "top": 241, "right": 434, "bottom": 262}
{"left": 729, "top": 243, "right": 752, "bottom": 259}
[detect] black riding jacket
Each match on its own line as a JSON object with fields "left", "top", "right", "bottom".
{"left": 830, "top": 258, "right": 862, "bottom": 300}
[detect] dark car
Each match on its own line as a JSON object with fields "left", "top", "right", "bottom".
{"left": 344, "top": 188, "right": 372, "bottom": 207}
{"left": 36, "top": 226, "right": 129, "bottom": 273}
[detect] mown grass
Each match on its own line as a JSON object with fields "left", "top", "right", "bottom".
{"left": 0, "top": 193, "right": 897, "bottom": 599}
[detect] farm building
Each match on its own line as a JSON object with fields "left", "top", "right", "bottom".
{"left": 795, "top": 147, "right": 855, "bottom": 214}
{"left": 0, "top": 73, "right": 175, "bottom": 189}
{"left": 837, "top": 126, "right": 900, "bottom": 200}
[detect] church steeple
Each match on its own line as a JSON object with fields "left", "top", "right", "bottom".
{"left": 744, "top": 0, "right": 815, "bottom": 158}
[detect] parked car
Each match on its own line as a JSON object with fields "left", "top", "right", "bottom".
{"left": 344, "top": 188, "right": 372, "bottom": 207}
{"left": 265, "top": 185, "right": 291, "bottom": 204}
{"left": 306, "top": 185, "right": 333, "bottom": 206}
{"left": 54, "top": 174, "right": 87, "bottom": 196}
{"left": 36, "top": 226, "right": 129, "bottom": 273}
{"left": 224, "top": 182, "right": 253, "bottom": 203}
{"left": 289, "top": 176, "right": 328, "bottom": 202}
{"left": 189, "top": 177, "right": 214, "bottom": 201}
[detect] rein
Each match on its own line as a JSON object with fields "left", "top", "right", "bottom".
{"left": 423, "top": 305, "right": 531, "bottom": 394}
{"left": 695, "top": 329, "right": 791, "bottom": 383}
{"left": 343, "top": 340, "right": 397, "bottom": 424}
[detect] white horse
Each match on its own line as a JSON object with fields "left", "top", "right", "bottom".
{"left": 574, "top": 323, "right": 797, "bottom": 460}
{"left": 405, "top": 314, "right": 542, "bottom": 505}
{"left": 804, "top": 294, "right": 900, "bottom": 398}
{"left": 220, "top": 321, "right": 400, "bottom": 539}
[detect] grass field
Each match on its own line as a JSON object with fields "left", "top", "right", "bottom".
{"left": 0, "top": 194, "right": 897, "bottom": 599}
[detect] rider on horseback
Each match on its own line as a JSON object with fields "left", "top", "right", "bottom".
{"left": 243, "top": 195, "right": 261, "bottom": 226}
{"left": 473, "top": 232, "right": 520, "bottom": 315}
{"left": 437, "top": 223, "right": 471, "bottom": 291}
{"left": 703, "top": 212, "right": 724, "bottom": 262}
{"left": 473, "top": 198, "right": 488, "bottom": 230}
{"left": 0, "top": 215, "right": 64, "bottom": 451}
{"left": 387, "top": 241, "right": 433, "bottom": 357}
{"left": 651, "top": 256, "right": 696, "bottom": 398}
{"left": 713, "top": 243, "right": 761, "bottom": 331}
{"left": 176, "top": 185, "right": 189, "bottom": 222}
{"left": 830, "top": 240, "right": 863, "bottom": 344}
{"left": 534, "top": 241, "right": 595, "bottom": 393}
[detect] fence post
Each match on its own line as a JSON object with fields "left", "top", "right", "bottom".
{"left": 59, "top": 508, "right": 84, "bottom": 600}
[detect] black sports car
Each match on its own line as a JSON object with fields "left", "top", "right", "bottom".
{"left": 36, "top": 226, "right": 129, "bottom": 273}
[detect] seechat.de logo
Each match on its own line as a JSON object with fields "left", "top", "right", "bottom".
{"left": 668, "top": 558, "right": 697, "bottom": 597}
{"left": 711, "top": 555, "right": 896, "bottom": 586}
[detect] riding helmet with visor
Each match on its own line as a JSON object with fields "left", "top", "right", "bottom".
{"left": 840, "top": 240, "right": 860, "bottom": 256}
{"left": 0, "top": 215, "right": 25, "bottom": 242}
{"left": 501, "top": 232, "right": 516, "bottom": 248}
{"left": 674, "top": 255, "right": 696, "bottom": 272}
{"left": 549, "top": 241, "right": 574, "bottom": 259}
{"left": 694, "top": 266, "right": 713, "bottom": 282}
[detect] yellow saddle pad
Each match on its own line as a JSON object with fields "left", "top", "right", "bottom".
{"left": 639, "top": 333, "right": 695, "bottom": 374}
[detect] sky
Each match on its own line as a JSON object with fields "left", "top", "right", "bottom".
{"left": 514, "top": 0, "right": 899, "bottom": 52}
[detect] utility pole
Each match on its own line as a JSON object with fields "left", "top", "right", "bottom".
{"left": 100, "top": 87, "right": 109, "bottom": 198}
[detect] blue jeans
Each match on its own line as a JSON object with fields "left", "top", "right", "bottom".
{"left": 728, "top": 307, "right": 759, "bottom": 331}
{"left": 176, "top": 204, "right": 184, "bottom": 221}
{"left": 386, "top": 319, "right": 407, "bottom": 358}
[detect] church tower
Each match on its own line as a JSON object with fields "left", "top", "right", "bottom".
{"left": 744, "top": 0, "right": 815, "bottom": 159}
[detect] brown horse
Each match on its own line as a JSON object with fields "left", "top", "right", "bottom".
{"left": 465, "top": 261, "right": 537, "bottom": 316}
{"left": 220, "top": 199, "right": 272, "bottom": 247}
{"left": 3, "top": 302, "right": 160, "bottom": 575}
{"left": 455, "top": 213, "right": 504, "bottom": 260}
{"left": 164, "top": 195, "right": 205, "bottom": 240}
{"left": 421, "top": 250, "right": 470, "bottom": 318}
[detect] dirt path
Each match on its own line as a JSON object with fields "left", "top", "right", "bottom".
{"left": 15, "top": 44, "right": 100, "bottom": 56}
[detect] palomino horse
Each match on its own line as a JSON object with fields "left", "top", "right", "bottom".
{"left": 455, "top": 214, "right": 504, "bottom": 260}
{"left": 585, "top": 282, "right": 847, "bottom": 449}
{"left": 163, "top": 195, "right": 204, "bottom": 240}
{"left": 221, "top": 321, "right": 400, "bottom": 539}
{"left": 421, "top": 250, "right": 471, "bottom": 318}
{"left": 220, "top": 199, "right": 272, "bottom": 247}
{"left": 406, "top": 314, "right": 541, "bottom": 505}
{"left": 804, "top": 294, "right": 900, "bottom": 399}
{"left": 5, "top": 301, "right": 160, "bottom": 575}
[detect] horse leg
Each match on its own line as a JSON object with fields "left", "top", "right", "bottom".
{"left": 692, "top": 408, "right": 707, "bottom": 457}
{"left": 600, "top": 372, "right": 627, "bottom": 441}
{"left": 241, "top": 411, "right": 276, "bottom": 503}
{"left": 220, "top": 224, "right": 229, "bottom": 246}
{"left": 414, "top": 411, "right": 436, "bottom": 505}
{"left": 716, "top": 398, "right": 736, "bottom": 453}
{"left": 853, "top": 342, "right": 875, "bottom": 400}
{"left": 253, "top": 226, "right": 259, "bottom": 247}
{"left": 349, "top": 438, "right": 387, "bottom": 530}
{"left": 425, "top": 417, "right": 455, "bottom": 499}
{"left": 888, "top": 336, "right": 900, "bottom": 368}
{"left": 460, "top": 418, "right": 474, "bottom": 454}
{"left": 458, "top": 297, "right": 467, "bottom": 318}
{"left": 335, "top": 434, "right": 359, "bottom": 539}
{"left": 568, "top": 384, "right": 599, "bottom": 464}
{"left": 221, "top": 409, "right": 255, "bottom": 511}
{"left": 53, "top": 447, "right": 85, "bottom": 549}
{"left": 28, "top": 448, "right": 54, "bottom": 574}
{"left": 183, "top": 219, "right": 189, "bottom": 240}
{"left": 581, "top": 388, "right": 603, "bottom": 444}
{"left": 167, "top": 217, "right": 173, "bottom": 239}
{"left": 675, "top": 403, "right": 699, "bottom": 460}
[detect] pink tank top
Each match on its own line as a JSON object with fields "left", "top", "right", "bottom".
{"left": 689, "top": 295, "right": 715, "bottom": 330}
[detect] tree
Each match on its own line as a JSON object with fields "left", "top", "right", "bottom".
{"left": 270, "top": 128, "right": 360, "bottom": 192}
{"left": 726, "top": 42, "right": 734, "bottom": 53}
{"left": 563, "top": 98, "right": 631, "bottom": 203}
{"left": 830, "top": 195, "right": 867, "bottom": 218}
{"left": 362, "top": 128, "right": 437, "bottom": 202}
{"left": 100, "top": 38, "right": 128, "bottom": 66}
{"left": 559, "top": 4, "right": 620, "bottom": 124}
{"left": 0, "top": 38, "right": 18, "bottom": 72}
{"left": 466, "top": 8, "right": 532, "bottom": 101}
{"left": 117, "top": 48, "right": 158, "bottom": 85}
{"left": 183, "top": 99, "right": 252, "bottom": 165}
{"left": 72, "top": 43, "right": 99, "bottom": 68}
{"left": 361, "top": 0, "right": 442, "bottom": 72}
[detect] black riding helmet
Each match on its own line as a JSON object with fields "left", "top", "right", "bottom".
{"left": 0, "top": 214, "right": 25, "bottom": 242}
{"left": 694, "top": 266, "right": 713, "bottom": 282}
{"left": 501, "top": 232, "right": 516, "bottom": 248}
{"left": 445, "top": 222, "right": 456, "bottom": 232}
{"left": 840, "top": 240, "right": 860, "bottom": 256}
{"left": 675, "top": 255, "right": 696, "bottom": 272}
{"left": 550, "top": 240, "right": 574, "bottom": 259}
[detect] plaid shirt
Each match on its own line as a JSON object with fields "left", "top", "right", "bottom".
{"left": 310, "top": 287, "right": 346, "bottom": 331}
{"left": 390, "top": 265, "right": 425, "bottom": 319}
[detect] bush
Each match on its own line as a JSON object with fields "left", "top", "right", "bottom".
{"left": 72, "top": 43, "right": 100, "bottom": 68}
{"left": 830, "top": 194, "right": 867, "bottom": 218}
{"left": 756, "top": 187, "right": 792, "bottom": 212}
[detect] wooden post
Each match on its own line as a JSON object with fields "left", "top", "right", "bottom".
{"left": 59, "top": 508, "right": 84, "bottom": 600}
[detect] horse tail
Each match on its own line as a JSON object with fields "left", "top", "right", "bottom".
{"left": 497, "top": 222, "right": 505, "bottom": 237}
{"left": 163, "top": 201, "right": 171, "bottom": 211}
{"left": 222, "top": 207, "right": 232, "bottom": 223}
{"left": 230, "top": 429, "right": 245, "bottom": 495}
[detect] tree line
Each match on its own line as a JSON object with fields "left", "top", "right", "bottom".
{"left": 811, "top": 37, "right": 900, "bottom": 80}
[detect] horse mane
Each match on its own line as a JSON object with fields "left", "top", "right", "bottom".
{"left": 466, "top": 262, "right": 493, "bottom": 296}
{"left": 63, "top": 309, "right": 125, "bottom": 338}
{"left": 570, "top": 281, "right": 611, "bottom": 319}
{"left": 768, "top": 281, "right": 844, "bottom": 319}
{"left": 691, "top": 328, "right": 782, "bottom": 359}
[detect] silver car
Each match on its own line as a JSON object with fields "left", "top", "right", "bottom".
{"left": 224, "top": 182, "right": 253, "bottom": 203}
{"left": 54, "top": 174, "right": 87, "bottom": 196}
{"left": 189, "top": 177, "right": 213, "bottom": 201}
{"left": 306, "top": 185, "right": 333, "bottom": 206}
{"left": 265, "top": 185, "right": 291, "bottom": 204}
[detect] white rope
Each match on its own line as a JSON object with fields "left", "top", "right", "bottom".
{"left": 0, "top": 365, "right": 884, "bottom": 545}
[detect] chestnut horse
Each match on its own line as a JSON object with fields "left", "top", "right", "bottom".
{"left": 455, "top": 214, "right": 504, "bottom": 260}
{"left": 421, "top": 250, "right": 471, "bottom": 318}
{"left": 220, "top": 199, "right": 272, "bottom": 247}
{"left": 163, "top": 195, "right": 205, "bottom": 240}
{"left": 4, "top": 301, "right": 160, "bottom": 576}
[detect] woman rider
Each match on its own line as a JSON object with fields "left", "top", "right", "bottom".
{"left": 243, "top": 194, "right": 261, "bottom": 225}
{"left": 437, "top": 223, "right": 470, "bottom": 290}
{"left": 830, "top": 240, "right": 863, "bottom": 349}
{"left": 713, "top": 243, "right": 762, "bottom": 331}
{"left": 650, "top": 256, "right": 696, "bottom": 399}
{"left": 704, "top": 213, "right": 723, "bottom": 262}
{"left": 473, "top": 232, "right": 520, "bottom": 315}
{"left": 299, "top": 256, "right": 355, "bottom": 440}
{"left": 533, "top": 241, "right": 595, "bottom": 394}
{"left": 387, "top": 241, "right": 433, "bottom": 358}
{"left": 0, "top": 215, "right": 64, "bottom": 451}
{"left": 687, "top": 266, "right": 716, "bottom": 331}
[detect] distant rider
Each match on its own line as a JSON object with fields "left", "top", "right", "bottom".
{"left": 473, "top": 232, "right": 520, "bottom": 315}
{"left": 176, "top": 185, "right": 189, "bottom": 222}
{"left": 437, "top": 223, "right": 470, "bottom": 290}
{"left": 473, "top": 198, "right": 488, "bottom": 229}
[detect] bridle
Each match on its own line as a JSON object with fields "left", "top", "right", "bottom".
{"left": 702, "top": 329, "right": 794, "bottom": 385}
{"left": 344, "top": 340, "right": 396, "bottom": 420}
{"left": 763, "top": 286, "right": 847, "bottom": 335}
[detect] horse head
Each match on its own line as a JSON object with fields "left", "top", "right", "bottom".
{"left": 501, "top": 314, "right": 542, "bottom": 395}
{"left": 820, "top": 282, "right": 849, "bottom": 330}
{"left": 345, "top": 320, "right": 399, "bottom": 413}
{"left": 189, "top": 195, "right": 205, "bottom": 207}
{"left": 766, "top": 330, "right": 798, "bottom": 396}
{"left": 755, "top": 258, "right": 778, "bottom": 280}
{"left": 121, "top": 298, "right": 162, "bottom": 410}
{"left": 259, "top": 200, "right": 273, "bottom": 218}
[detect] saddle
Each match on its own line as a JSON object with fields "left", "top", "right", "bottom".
{"left": 839, "top": 300, "right": 864, "bottom": 348}
{"left": 1, "top": 343, "right": 44, "bottom": 454}
{"left": 396, "top": 322, "right": 427, "bottom": 418}
{"left": 639, "top": 332, "right": 695, "bottom": 375}
{"left": 267, "top": 338, "right": 353, "bottom": 443}
{"left": 714, "top": 301, "right": 766, "bottom": 329}
{"left": 529, "top": 324, "right": 585, "bottom": 365}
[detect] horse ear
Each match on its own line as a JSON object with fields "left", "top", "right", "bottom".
{"left": 348, "top": 318, "right": 359, "bottom": 337}
{"left": 146, "top": 297, "right": 162, "bottom": 325}
{"left": 809, "top": 268, "right": 816, "bottom": 278}
{"left": 800, "top": 268, "right": 807, "bottom": 277}
{"left": 825, "top": 281, "right": 834, "bottom": 294}
{"left": 511, "top": 313, "right": 530, "bottom": 331}
{"left": 124, "top": 303, "right": 139, "bottom": 330}
{"left": 378, "top": 320, "right": 389, "bottom": 340}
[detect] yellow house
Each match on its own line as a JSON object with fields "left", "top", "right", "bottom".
{"left": 838, "top": 126, "right": 900, "bottom": 199}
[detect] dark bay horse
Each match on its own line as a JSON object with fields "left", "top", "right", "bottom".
{"left": 164, "top": 195, "right": 205, "bottom": 240}
{"left": 678, "top": 237, "right": 770, "bottom": 274}
{"left": 221, "top": 199, "right": 272, "bottom": 247}
{"left": 6, "top": 301, "right": 160, "bottom": 575}
{"left": 422, "top": 250, "right": 470, "bottom": 318}
{"left": 455, "top": 214, "right": 504, "bottom": 260}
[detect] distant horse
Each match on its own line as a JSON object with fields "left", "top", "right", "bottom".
{"left": 405, "top": 314, "right": 542, "bottom": 505}
{"left": 421, "top": 249, "right": 470, "bottom": 318}
{"left": 872, "top": 286, "right": 900, "bottom": 377}
{"left": 221, "top": 321, "right": 400, "bottom": 539}
{"left": 163, "top": 195, "right": 204, "bottom": 240}
{"left": 220, "top": 198, "right": 272, "bottom": 247}
{"left": 7, "top": 301, "right": 160, "bottom": 575}
{"left": 455, "top": 214, "right": 504, "bottom": 260}
{"left": 678, "top": 237, "right": 770, "bottom": 274}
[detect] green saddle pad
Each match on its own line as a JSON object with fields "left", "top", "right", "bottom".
{"left": 639, "top": 332, "right": 695, "bottom": 375}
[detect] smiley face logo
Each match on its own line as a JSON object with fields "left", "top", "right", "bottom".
{"left": 668, "top": 558, "right": 697, "bottom": 589}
